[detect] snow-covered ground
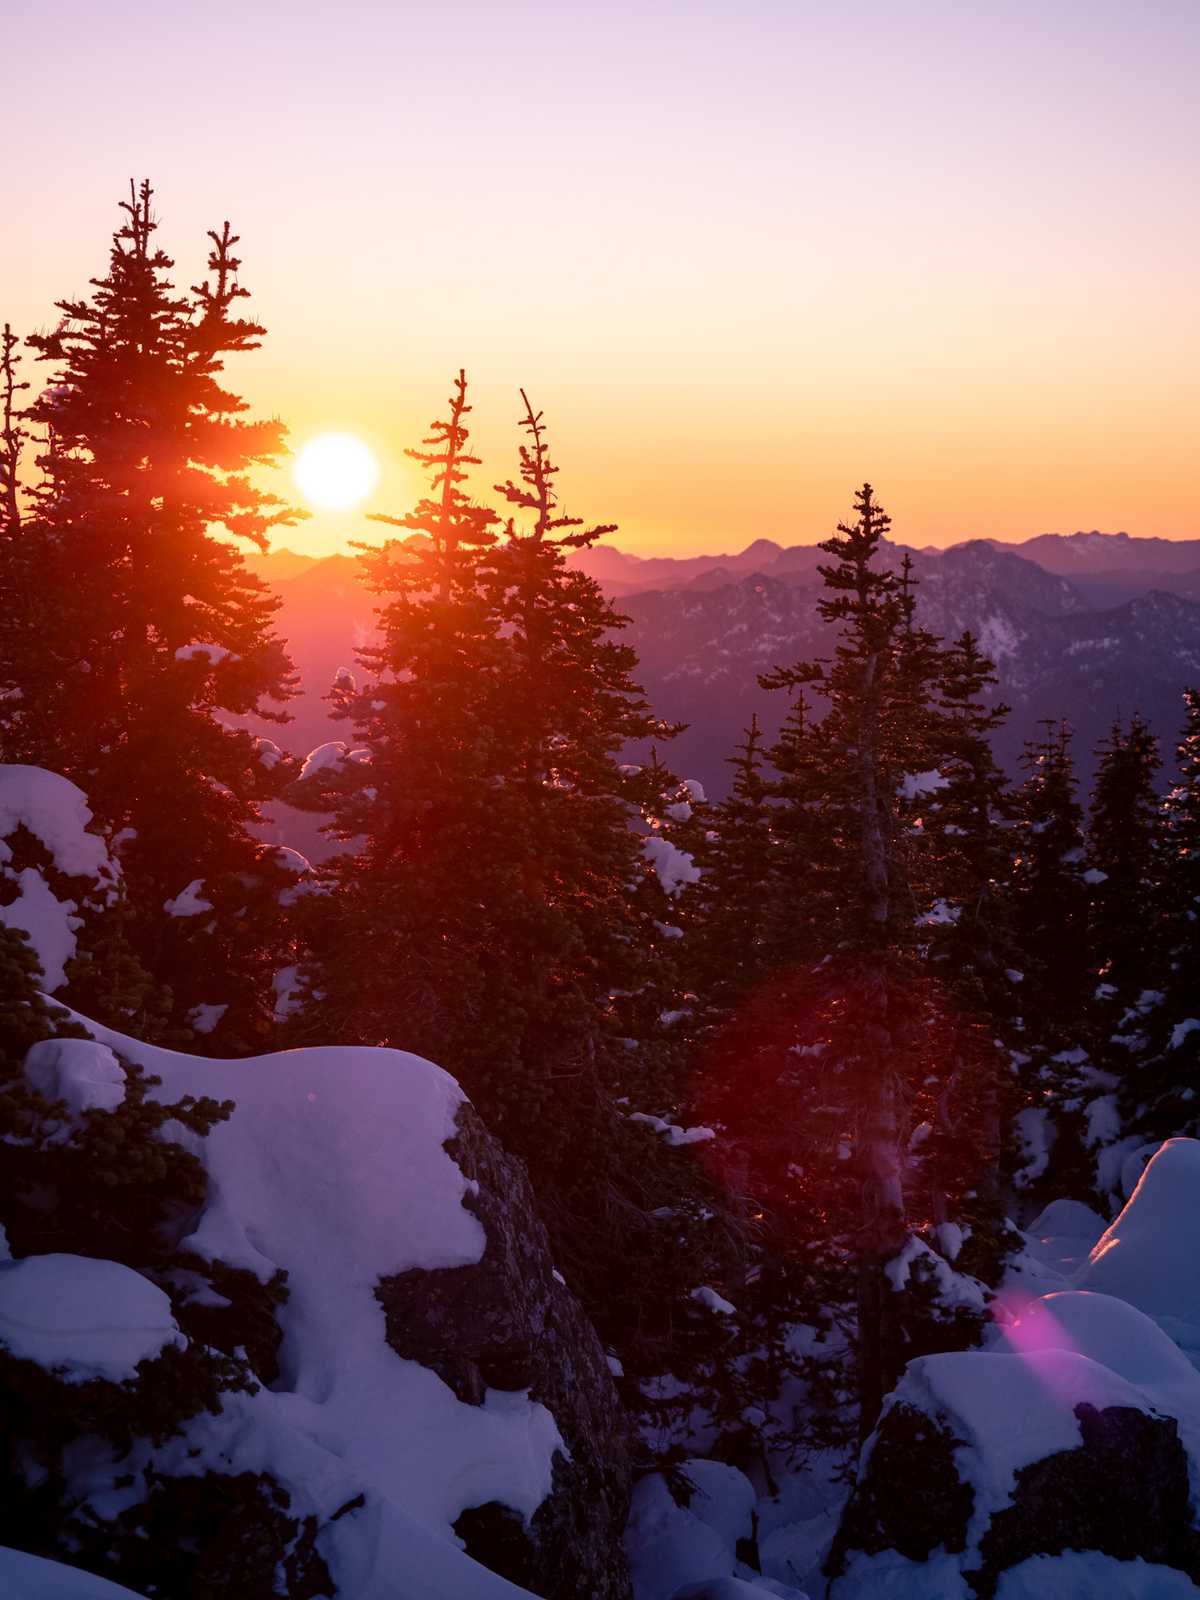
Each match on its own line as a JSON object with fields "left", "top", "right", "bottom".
{"left": 0, "top": 1546, "right": 153, "bottom": 1600}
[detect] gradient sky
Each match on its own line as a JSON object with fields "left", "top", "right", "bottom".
{"left": 6, "top": 0, "right": 1199, "bottom": 557}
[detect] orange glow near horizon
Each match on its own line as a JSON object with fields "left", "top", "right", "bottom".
{"left": 6, "top": 3, "right": 1200, "bottom": 561}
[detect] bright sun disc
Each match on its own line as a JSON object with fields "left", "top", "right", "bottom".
{"left": 294, "top": 433, "right": 380, "bottom": 511}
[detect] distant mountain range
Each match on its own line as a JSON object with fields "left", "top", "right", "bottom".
{"left": 246, "top": 532, "right": 1200, "bottom": 829}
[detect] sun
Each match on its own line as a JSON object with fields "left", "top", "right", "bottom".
{"left": 293, "top": 433, "right": 380, "bottom": 511}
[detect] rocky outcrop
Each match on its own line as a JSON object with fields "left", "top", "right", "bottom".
{"left": 978, "top": 1402, "right": 1195, "bottom": 1587}
{"left": 3, "top": 999, "right": 631, "bottom": 1600}
{"left": 828, "top": 1227, "right": 1200, "bottom": 1600}
{"left": 827, "top": 1402, "right": 974, "bottom": 1571}
{"left": 830, "top": 1394, "right": 1199, "bottom": 1598}
{"left": 378, "top": 1100, "right": 633, "bottom": 1600}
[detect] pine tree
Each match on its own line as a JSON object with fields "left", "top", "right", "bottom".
{"left": 0, "top": 323, "right": 27, "bottom": 532}
{"left": 0, "top": 323, "right": 44, "bottom": 729}
{"left": 744, "top": 484, "right": 966, "bottom": 1437}
{"left": 1079, "top": 713, "right": 1165, "bottom": 1182}
{"left": 1006, "top": 720, "right": 1098, "bottom": 1205}
{"left": 4, "top": 184, "right": 301, "bottom": 1049}
{"left": 1161, "top": 687, "right": 1200, "bottom": 988}
{"left": 297, "top": 384, "right": 718, "bottom": 1367}
{"left": 684, "top": 715, "right": 777, "bottom": 1018}
{"left": 486, "top": 393, "right": 727, "bottom": 1364}
{"left": 292, "top": 370, "right": 506, "bottom": 1061}
{"left": 1086, "top": 714, "right": 1163, "bottom": 1003}
{"left": 1009, "top": 721, "right": 1089, "bottom": 1024}
{"left": 1126, "top": 689, "right": 1200, "bottom": 1141}
{"left": 912, "top": 631, "right": 1020, "bottom": 1280}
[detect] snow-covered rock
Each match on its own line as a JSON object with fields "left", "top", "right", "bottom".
{"left": 8, "top": 1012, "right": 631, "bottom": 1600}
{"left": 832, "top": 1142, "right": 1200, "bottom": 1593}
{"left": 830, "top": 1338, "right": 1199, "bottom": 1595}
{"left": 625, "top": 1460, "right": 759, "bottom": 1600}
{"left": 374, "top": 1097, "right": 633, "bottom": 1597}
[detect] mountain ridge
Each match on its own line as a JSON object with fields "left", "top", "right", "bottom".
{"left": 244, "top": 533, "right": 1200, "bottom": 833}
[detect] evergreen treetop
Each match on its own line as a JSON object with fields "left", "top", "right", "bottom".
{"left": 3, "top": 183, "right": 302, "bottom": 1050}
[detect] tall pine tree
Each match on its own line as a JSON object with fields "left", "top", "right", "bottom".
{"left": 752, "top": 485, "right": 963, "bottom": 1435}
{"left": 2, "top": 184, "right": 300, "bottom": 1050}
{"left": 297, "top": 383, "right": 716, "bottom": 1366}
{"left": 1126, "top": 689, "right": 1200, "bottom": 1142}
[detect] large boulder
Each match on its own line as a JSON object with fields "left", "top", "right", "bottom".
{"left": 1, "top": 1014, "right": 632, "bottom": 1600}
{"left": 829, "top": 1141, "right": 1200, "bottom": 1597}
{"left": 379, "top": 1099, "right": 632, "bottom": 1600}
{"left": 828, "top": 1332, "right": 1200, "bottom": 1597}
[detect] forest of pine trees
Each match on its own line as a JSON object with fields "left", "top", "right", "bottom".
{"left": 3, "top": 186, "right": 1200, "bottom": 1594}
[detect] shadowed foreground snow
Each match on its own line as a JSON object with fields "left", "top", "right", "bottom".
{"left": 0, "top": 1546, "right": 153, "bottom": 1600}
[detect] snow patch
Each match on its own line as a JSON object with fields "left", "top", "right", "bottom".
{"left": 1077, "top": 1138, "right": 1200, "bottom": 1334}
{"left": 163, "top": 879, "right": 213, "bottom": 917}
{"left": 25, "top": 1037, "right": 126, "bottom": 1115}
{"left": 630, "top": 1112, "right": 716, "bottom": 1147}
{"left": 625, "top": 1460, "right": 758, "bottom": 1600}
{"left": 188, "top": 1003, "right": 228, "bottom": 1036}
{"left": 0, "top": 766, "right": 116, "bottom": 990}
{"left": 0, "top": 1255, "right": 185, "bottom": 1384}
{"left": 174, "top": 643, "right": 238, "bottom": 666}
{"left": 996, "top": 1553, "right": 1200, "bottom": 1598}
{"left": 0, "top": 767, "right": 116, "bottom": 882}
{"left": 272, "top": 963, "right": 303, "bottom": 1020}
{"left": 691, "top": 1286, "right": 737, "bottom": 1316}
{"left": 643, "top": 834, "right": 701, "bottom": 896}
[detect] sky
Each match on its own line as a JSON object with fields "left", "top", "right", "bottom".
{"left": 5, "top": 0, "right": 1199, "bottom": 558}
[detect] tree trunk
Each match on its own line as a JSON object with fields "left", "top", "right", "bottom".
{"left": 855, "top": 647, "right": 907, "bottom": 1440}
